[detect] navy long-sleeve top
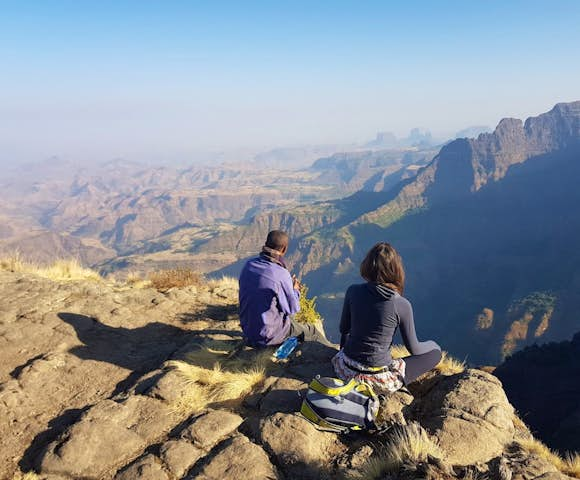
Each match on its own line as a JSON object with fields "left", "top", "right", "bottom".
{"left": 340, "top": 282, "right": 440, "bottom": 367}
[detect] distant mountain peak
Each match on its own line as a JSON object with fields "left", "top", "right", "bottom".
{"left": 493, "top": 117, "right": 524, "bottom": 135}
{"left": 455, "top": 125, "right": 492, "bottom": 139}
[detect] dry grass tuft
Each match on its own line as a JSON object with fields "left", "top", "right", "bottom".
{"left": 36, "top": 259, "right": 102, "bottom": 281}
{"left": 518, "top": 438, "right": 580, "bottom": 478}
{"left": 167, "top": 361, "right": 265, "bottom": 414}
{"left": 564, "top": 455, "right": 580, "bottom": 478}
{"left": 166, "top": 338, "right": 273, "bottom": 414}
{"left": 390, "top": 345, "right": 465, "bottom": 375}
{"left": 358, "top": 422, "right": 443, "bottom": 479}
{"left": 12, "top": 471, "right": 40, "bottom": 480}
{"left": 123, "top": 272, "right": 152, "bottom": 289}
{"left": 390, "top": 344, "right": 411, "bottom": 359}
{"left": 435, "top": 351, "right": 466, "bottom": 375}
{"left": 0, "top": 251, "right": 24, "bottom": 272}
{"left": 0, "top": 254, "right": 101, "bottom": 282}
{"left": 207, "top": 276, "right": 239, "bottom": 291}
{"left": 512, "top": 413, "right": 529, "bottom": 432}
{"left": 149, "top": 267, "right": 203, "bottom": 291}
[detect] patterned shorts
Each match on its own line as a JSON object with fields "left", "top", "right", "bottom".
{"left": 331, "top": 349, "right": 406, "bottom": 393}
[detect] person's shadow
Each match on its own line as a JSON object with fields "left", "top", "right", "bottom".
{"left": 58, "top": 312, "right": 194, "bottom": 378}
{"left": 17, "top": 313, "right": 199, "bottom": 473}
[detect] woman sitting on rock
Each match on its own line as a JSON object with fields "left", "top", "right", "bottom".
{"left": 332, "top": 242, "right": 442, "bottom": 393}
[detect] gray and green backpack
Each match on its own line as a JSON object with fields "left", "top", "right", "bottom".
{"left": 300, "top": 376, "right": 380, "bottom": 433}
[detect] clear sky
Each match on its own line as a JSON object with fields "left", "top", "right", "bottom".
{"left": 1, "top": 0, "right": 579, "bottom": 164}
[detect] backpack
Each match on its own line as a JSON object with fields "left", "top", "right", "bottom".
{"left": 300, "top": 376, "right": 380, "bottom": 433}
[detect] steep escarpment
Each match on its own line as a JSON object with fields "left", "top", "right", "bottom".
{"left": 193, "top": 203, "right": 346, "bottom": 257}
{"left": 355, "top": 101, "right": 580, "bottom": 230}
{"left": 49, "top": 185, "right": 298, "bottom": 251}
{"left": 279, "top": 102, "right": 580, "bottom": 362}
{"left": 191, "top": 188, "right": 406, "bottom": 273}
{"left": 310, "top": 148, "right": 435, "bottom": 192}
{"left": 495, "top": 332, "right": 580, "bottom": 453}
{"left": 1, "top": 271, "right": 578, "bottom": 479}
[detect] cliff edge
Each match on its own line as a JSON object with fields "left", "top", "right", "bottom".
{"left": 0, "top": 270, "right": 577, "bottom": 480}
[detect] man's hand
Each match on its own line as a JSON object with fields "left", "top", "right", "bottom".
{"left": 292, "top": 274, "right": 302, "bottom": 291}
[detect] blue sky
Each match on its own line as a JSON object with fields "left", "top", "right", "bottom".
{"left": 1, "top": 1, "right": 579, "bottom": 163}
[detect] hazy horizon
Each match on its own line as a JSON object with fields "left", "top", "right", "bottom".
{"left": 1, "top": 1, "right": 579, "bottom": 165}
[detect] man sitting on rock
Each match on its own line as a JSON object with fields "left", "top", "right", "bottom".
{"left": 238, "top": 230, "right": 327, "bottom": 347}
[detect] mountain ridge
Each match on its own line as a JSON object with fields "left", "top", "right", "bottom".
{"left": 195, "top": 101, "right": 580, "bottom": 364}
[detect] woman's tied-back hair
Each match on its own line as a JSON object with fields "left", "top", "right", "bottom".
{"left": 360, "top": 242, "right": 405, "bottom": 294}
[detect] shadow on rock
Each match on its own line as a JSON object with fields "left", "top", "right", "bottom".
{"left": 285, "top": 341, "right": 339, "bottom": 381}
{"left": 19, "top": 406, "right": 89, "bottom": 473}
{"left": 171, "top": 323, "right": 338, "bottom": 383}
{"left": 58, "top": 312, "right": 194, "bottom": 373}
{"left": 179, "top": 303, "right": 239, "bottom": 323}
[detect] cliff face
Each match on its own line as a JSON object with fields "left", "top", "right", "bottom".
{"left": 257, "top": 102, "right": 580, "bottom": 363}
{"left": 358, "top": 101, "right": 580, "bottom": 227}
{"left": 1, "top": 271, "right": 574, "bottom": 480}
{"left": 495, "top": 332, "right": 580, "bottom": 453}
{"left": 47, "top": 185, "right": 297, "bottom": 251}
{"left": 193, "top": 204, "right": 345, "bottom": 257}
{"left": 310, "top": 148, "right": 435, "bottom": 192}
{"left": 192, "top": 189, "right": 403, "bottom": 273}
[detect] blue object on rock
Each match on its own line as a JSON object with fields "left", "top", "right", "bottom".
{"left": 274, "top": 336, "right": 299, "bottom": 359}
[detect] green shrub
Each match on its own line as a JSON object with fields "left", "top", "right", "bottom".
{"left": 295, "top": 284, "right": 322, "bottom": 324}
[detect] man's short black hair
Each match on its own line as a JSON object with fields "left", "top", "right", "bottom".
{"left": 265, "top": 230, "right": 289, "bottom": 251}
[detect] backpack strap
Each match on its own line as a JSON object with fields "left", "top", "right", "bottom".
{"left": 309, "top": 377, "right": 358, "bottom": 396}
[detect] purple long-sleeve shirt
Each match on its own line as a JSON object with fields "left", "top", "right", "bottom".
{"left": 238, "top": 256, "right": 301, "bottom": 347}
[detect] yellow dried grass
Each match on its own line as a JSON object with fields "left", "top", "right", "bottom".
{"left": 12, "top": 471, "right": 40, "bottom": 480}
{"left": 167, "top": 361, "right": 265, "bottom": 414}
{"left": 390, "top": 345, "right": 465, "bottom": 375}
{"left": 0, "top": 253, "right": 101, "bottom": 282}
{"left": 36, "top": 259, "right": 101, "bottom": 281}
{"left": 518, "top": 438, "right": 580, "bottom": 478}
{"left": 149, "top": 267, "right": 203, "bottom": 291}
{"left": 165, "top": 338, "right": 273, "bottom": 414}
{"left": 512, "top": 413, "right": 529, "bottom": 432}
{"left": 123, "top": 272, "right": 152, "bottom": 289}
{"left": 358, "top": 422, "right": 443, "bottom": 479}
{"left": 207, "top": 276, "right": 239, "bottom": 291}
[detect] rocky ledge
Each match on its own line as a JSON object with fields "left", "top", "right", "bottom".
{"left": 0, "top": 271, "right": 575, "bottom": 479}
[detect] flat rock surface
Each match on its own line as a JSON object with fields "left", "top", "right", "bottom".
{"left": 40, "top": 395, "right": 181, "bottom": 478}
{"left": 2, "top": 271, "right": 574, "bottom": 480}
{"left": 159, "top": 440, "right": 204, "bottom": 478}
{"left": 0, "top": 272, "right": 233, "bottom": 479}
{"left": 114, "top": 454, "right": 169, "bottom": 480}
{"left": 181, "top": 409, "right": 243, "bottom": 450}
{"left": 193, "top": 434, "right": 279, "bottom": 480}
{"left": 259, "top": 412, "right": 346, "bottom": 480}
